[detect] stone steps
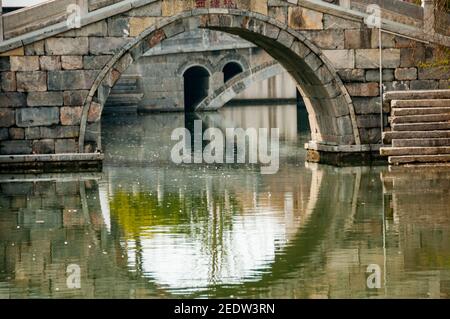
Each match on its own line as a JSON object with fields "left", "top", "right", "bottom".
{"left": 380, "top": 146, "right": 450, "bottom": 156}
{"left": 392, "top": 138, "right": 450, "bottom": 147}
{"left": 383, "top": 130, "right": 450, "bottom": 143}
{"left": 391, "top": 121, "right": 450, "bottom": 131}
{"left": 390, "top": 114, "right": 450, "bottom": 124}
{"left": 391, "top": 99, "right": 450, "bottom": 108}
{"left": 104, "top": 76, "right": 143, "bottom": 111}
{"left": 381, "top": 90, "right": 450, "bottom": 165}
{"left": 392, "top": 107, "right": 450, "bottom": 116}
{"left": 388, "top": 154, "right": 450, "bottom": 165}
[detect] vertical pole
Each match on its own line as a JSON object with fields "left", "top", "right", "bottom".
{"left": 379, "top": 27, "right": 384, "bottom": 145}
{"left": 422, "top": 0, "right": 436, "bottom": 35}
{"left": 0, "top": 0, "right": 4, "bottom": 42}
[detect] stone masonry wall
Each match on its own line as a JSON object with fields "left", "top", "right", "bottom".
{"left": 0, "top": 0, "right": 449, "bottom": 158}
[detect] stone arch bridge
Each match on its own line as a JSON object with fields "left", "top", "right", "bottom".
{"left": 0, "top": 0, "right": 449, "bottom": 169}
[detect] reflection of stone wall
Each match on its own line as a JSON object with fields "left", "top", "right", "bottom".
{"left": 0, "top": 177, "right": 153, "bottom": 298}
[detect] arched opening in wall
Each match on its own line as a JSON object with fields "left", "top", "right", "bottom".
{"left": 184, "top": 66, "right": 210, "bottom": 112}
{"left": 223, "top": 62, "right": 244, "bottom": 83}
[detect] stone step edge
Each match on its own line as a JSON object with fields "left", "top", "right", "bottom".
{"left": 380, "top": 146, "right": 450, "bottom": 156}
{"left": 388, "top": 154, "right": 450, "bottom": 164}
{"left": 0, "top": 153, "right": 104, "bottom": 163}
{"left": 385, "top": 90, "right": 450, "bottom": 102}
{"left": 391, "top": 99, "right": 450, "bottom": 108}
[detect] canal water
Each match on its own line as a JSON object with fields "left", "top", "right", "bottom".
{"left": 1, "top": 104, "right": 450, "bottom": 298}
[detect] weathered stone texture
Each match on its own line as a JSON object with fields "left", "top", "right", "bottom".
{"left": 61, "top": 56, "right": 83, "bottom": 70}
{"left": 55, "top": 139, "right": 78, "bottom": 153}
{"left": 60, "top": 107, "right": 83, "bottom": 126}
{"left": 32, "top": 139, "right": 55, "bottom": 154}
{"left": 395, "top": 67, "right": 417, "bottom": 80}
{"left": 10, "top": 56, "right": 39, "bottom": 71}
{"left": 27, "top": 92, "right": 63, "bottom": 107}
{"left": 288, "top": 7, "right": 323, "bottom": 30}
{"left": 45, "top": 38, "right": 89, "bottom": 55}
{"left": 15, "top": 107, "right": 59, "bottom": 127}
{"left": 47, "top": 71, "right": 98, "bottom": 90}
{"left": 345, "top": 82, "right": 380, "bottom": 97}
{"left": 63, "top": 90, "right": 89, "bottom": 106}
{"left": 16, "top": 72, "right": 47, "bottom": 92}
{"left": 0, "top": 108, "right": 15, "bottom": 127}
{"left": 39, "top": 56, "right": 61, "bottom": 71}
{"left": 1, "top": 72, "right": 16, "bottom": 92}
{"left": 0, "top": 140, "right": 32, "bottom": 155}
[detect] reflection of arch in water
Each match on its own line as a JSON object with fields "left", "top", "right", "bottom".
{"left": 183, "top": 65, "right": 211, "bottom": 112}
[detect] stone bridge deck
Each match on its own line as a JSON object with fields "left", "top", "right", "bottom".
{"left": 0, "top": 0, "right": 449, "bottom": 170}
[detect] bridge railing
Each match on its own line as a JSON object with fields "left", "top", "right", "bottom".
{"left": 0, "top": 0, "right": 449, "bottom": 43}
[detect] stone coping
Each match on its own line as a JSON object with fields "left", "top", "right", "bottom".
{"left": 1, "top": 0, "right": 449, "bottom": 53}
{"left": 0, "top": 152, "right": 104, "bottom": 163}
{"left": 384, "top": 89, "right": 450, "bottom": 101}
{"left": 305, "top": 141, "right": 382, "bottom": 152}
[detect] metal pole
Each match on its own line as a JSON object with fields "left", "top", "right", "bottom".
{"left": 0, "top": 0, "right": 4, "bottom": 42}
{"left": 379, "top": 26, "right": 384, "bottom": 145}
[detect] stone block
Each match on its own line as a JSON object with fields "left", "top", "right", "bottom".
{"left": 107, "top": 16, "right": 130, "bottom": 37}
{"left": 27, "top": 92, "right": 63, "bottom": 106}
{"left": 39, "top": 56, "right": 61, "bottom": 71}
{"left": 418, "top": 67, "right": 450, "bottom": 80}
{"left": 24, "top": 41, "right": 45, "bottom": 55}
{"left": 338, "top": 69, "right": 365, "bottom": 82}
{"left": 83, "top": 55, "right": 112, "bottom": 70}
{"left": 0, "top": 92, "right": 26, "bottom": 107}
{"left": 288, "top": 7, "right": 323, "bottom": 30}
{"left": 61, "top": 56, "right": 83, "bottom": 70}
{"left": 345, "top": 82, "right": 379, "bottom": 96}
{"left": 384, "top": 81, "right": 410, "bottom": 91}
{"left": 0, "top": 140, "right": 32, "bottom": 155}
{"left": 370, "top": 31, "right": 395, "bottom": 48}
{"left": 322, "top": 50, "right": 355, "bottom": 69}
{"left": 302, "top": 30, "right": 344, "bottom": 49}
{"left": 89, "top": 37, "right": 130, "bottom": 55}
{"left": 10, "top": 56, "right": 39, "bottom": 71}
{"left": 25, "top": 127, "right": 41, "bottom": 139}
{"left": 409, "top": 80, "right": 439, "bottom": 90}
{"left": 16, "top": 72, "right": 47, "bottom": 92}
{"left": 47, "top": 70, "right": 98, "bottom": 90}
{"left": 88, "top": 102, "right": 101, "bottom": 123}
{"left": 9, "top": 127, "right": 24, "bottom": 140}
{"left": 1, "top": 72, "right": 16, "bottom": 92}
{"left": 352, "top": 97, "right": 381, "bottom": 114}
{"left": 0, "top": 57, "right": 10, "bottom": 71}
{"left": 40, "top": 126, "right": 79, "bottom": 139}
{"left": 323, "top": 14, "right": 361, "bottom": 29}
{"left": 63, "top": 90, "right": 89, "bottom": 106}
{"left": 365, "top": 69, "right": 394, "bottom": 82}
{"left": 0, "top": 128, "right": 8, "bottom": 140}
{"left": 355, "top": 49, "right": 400, "bottom": 69}
{"left": 395, "top": 67, "right": 417, "bottom": 80}
{"left": 15, "top": 107, "right": 59, "bottom": 127}
{"left": 60, "top": 107, "right": 83, "bottom": 125}
{"left": 55, "top": 139, "right": 78, "bottom": 153}
{"left": 344, "top": 29, "right": 370, "bottom": 49}
{"left": 356, "top": 115, "right": 381, "bottom": 128}
{"left": 45, "top": 38, "right": 89, "bottom": 55}
{"left": 400, "top": 47, "right": 425, "bottom": 67}
{"left": 62, "top": 21, "right": 108, "bottom": 37}
{"left": 0, "top": 108, "right": 15, "bottom": 127}
{"left": 32, "top": 139, "right": 55, "bottom": 154}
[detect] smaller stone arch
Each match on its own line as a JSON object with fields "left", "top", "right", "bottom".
{"left": 176, "top": 59, "right": 214, "bottom": 77}
{"left": 222, "top": 61, "right": 245, "bottom": 82}
{"left": 216, "top": 51, "right": 250, "bottom": 73}
{"left": 183, "top": 65, "right": 211, "bottom": 112}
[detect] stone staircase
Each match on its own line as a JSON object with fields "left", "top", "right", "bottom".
{"left": 381, "top": 90, "right": 450, "bottom": 165}
{"left": 103, "top": 74, "right": 144, "bottom": 114}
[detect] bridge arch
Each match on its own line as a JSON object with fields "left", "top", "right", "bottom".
{"left": 183, "top": 65, "right": 211, "bottom": 112}
{"left": 80, "top": 9, "right": 361, "bottom": 153}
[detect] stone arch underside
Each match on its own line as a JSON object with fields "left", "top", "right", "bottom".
{"left": 80, "top": 10, "right": 361, "bottom": 153}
